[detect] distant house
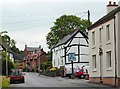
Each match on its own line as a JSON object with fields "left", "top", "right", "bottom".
{"left": 13, "top": 53, "right": 24, "bottom": 63}
{"left": 52, "top": 30, "right": 89, "bottom": 70}
{"left": 0, "top": 45, "right": 15, "bottom": 63}
{"left": 88, "top": 1, "right": 120, "bottom": 87}
{"left": 23, "top": 45, "right": 47, "bottom": 71}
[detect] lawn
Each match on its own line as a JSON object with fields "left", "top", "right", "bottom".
{"left": 0, "top": 76, "right": 10, "bottom": 88}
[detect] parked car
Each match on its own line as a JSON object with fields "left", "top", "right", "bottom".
{"left": 64, "top": 64, "right": 89, "bottom": 79}
{"left": 10, "top": 69, "right": 25, "bottom": 84}
{"left": 74, "top": 66, "right": 89, "bottom": 79}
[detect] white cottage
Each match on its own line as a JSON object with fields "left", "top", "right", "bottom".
{"left": 88, "top": 1, "right": 120, "bottom": 87}
{"left": 52, "top": 30, "right": 89, "bottom": 75}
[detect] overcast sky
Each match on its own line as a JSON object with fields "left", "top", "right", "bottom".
{"left": 1, "top": 0, "right": 120, "bottom": 52}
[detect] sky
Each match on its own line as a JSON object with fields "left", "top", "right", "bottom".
{"left": 0, "top": 0, "right": 120, "bottom": 52}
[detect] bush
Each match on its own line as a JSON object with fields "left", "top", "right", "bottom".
{"left": 22, "top": 67, "right": 27, "bottom": 72}
{"left": 1, "top": 76, "right": 10, "bottom": 87}
{"left": 41, "top": 61, "right": 52, "bottom": 71}
{"left": 42, "top": 69, "right": 56, "bottom": 77}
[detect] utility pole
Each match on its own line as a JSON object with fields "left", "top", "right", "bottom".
{"left": 88, "top": 10, "right": 91, "bottom": 26}
{"left": 38, "top": 45, "right": 41, "bottom": 76}
{"left": 6, "top": 48, "right": 8, "bottom": 77}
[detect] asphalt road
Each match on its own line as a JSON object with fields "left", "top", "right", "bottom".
{"left": 10, "top": 72, "right": 115, "bottom": 88}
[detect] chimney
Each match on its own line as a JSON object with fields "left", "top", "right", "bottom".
{"left": 118, "top": 1, "right": 120, "bottom": 6}
{"left": 106, "top": 1, "right": 118, "bottom": 13}
{"left": 25, "top": 45, "right": 27, "bottom": 48}
{"left": 39, "top": 45, "right": 41, "bottom": 49}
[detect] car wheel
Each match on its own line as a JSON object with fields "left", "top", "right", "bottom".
{"left": 80, "top": 74, "right": 85, "bottom": 79}
{"left": 22, "top": 79, "right": 25, "bottom": 83}
{"left": 10, "top": 80, "right": 14, "bottom": 84}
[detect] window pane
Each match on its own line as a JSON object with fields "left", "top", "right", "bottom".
{"left": 107, "top": 51, "right": 111, "bottom": 68}
{"left": 92, "top": 55, "right": 96, "bottom": 69}
{"left": 99, "top": 28, "right": 102, "bottom": 43}
{"left": 106, "top": 25, "right": 110, "bottom": 41}
{"left": 92, "top": 31, "right": 95, "bottom": 46}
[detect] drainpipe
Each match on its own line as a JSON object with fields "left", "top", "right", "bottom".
{"left": 114, "top": 16, "right": 117, "bottom": 87}
{"left": 99, "top": 47, "right": 103, "bottom": 83}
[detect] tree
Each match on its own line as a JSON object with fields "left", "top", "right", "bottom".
{"left": 2, "top": 35, "right": 22, "bottom": 54}
{"left": 2, "top": 51, "right": 14, "bottom": 75}
{"left": 46, "top": 15, "right": 92, "bottom": 49}
{"left": 41, "top": 61, "right": 52, "bottom": 71}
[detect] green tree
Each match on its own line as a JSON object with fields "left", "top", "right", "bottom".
{"left": 2, "top": 51, "right": 14, "bottom": 75}
{"left": 2, "top": 35, "right": 22, "bottom": 54}
{"left": 46, "top": 15, "right": 92, "bottom": 49}
{"left": 41, "top": 61, "right": 52, "bottom": 71}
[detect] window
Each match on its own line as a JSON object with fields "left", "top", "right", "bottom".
{"left": 106, "top": 24, "right": 110, "bottom": 41}
{"left": 58, "top": 58, "right": 59, "bottom": 65}
{"left": 92, "top": 31, "right": 95, "bottom": 46}
{"left": 54, "top": 59, "right": 55, "bottom": 66}
{"left": 99, "top": 28, "right": 102, "bottom": 44}
{"left": 61, "top": 59, "right": 63, "bottom": 65}
{"left": 106, "top": 51, "right": 111, "bottom": 68}
{"left": 92, "top": 55, "right": 96, "bottom": 69}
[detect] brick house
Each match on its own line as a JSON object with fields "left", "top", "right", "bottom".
{"left": 23, "top": 45, "right": 47, "bottom": 71}
{"left": 88, "top": 1, "right": 120, "bottom": 87}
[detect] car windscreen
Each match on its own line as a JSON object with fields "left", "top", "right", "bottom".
{"left": 11, "top": 72, "right": 22, "bottom": 76}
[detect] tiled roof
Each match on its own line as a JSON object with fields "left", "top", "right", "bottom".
{"left": 26, "top": 47, "right": 41, "bottom": 51}
{"left": 13, "top": 54, "right": 24, "bottom": 60}
{"left": 88, "top": 6, "right": 120, "bottom": 30}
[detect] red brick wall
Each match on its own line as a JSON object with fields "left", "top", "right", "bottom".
{"left": 102, "top": 77, "right": 115, "bottom": 86}
{"left": 89, "top": 77, "right": 101, "bottom": 83}
{"left": 89, "top": 77, "right": 120, "bottom": 87}
{"left": 116, "top": 78, "right": 120, "bottom": 87}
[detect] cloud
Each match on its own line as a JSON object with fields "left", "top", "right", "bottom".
{"left": 7, "top": 26, "right": 50, "bottom": 51}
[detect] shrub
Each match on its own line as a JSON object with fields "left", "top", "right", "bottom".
{"left": 1, "top": 76, "right": 10, "bottom": 87}
{"left": 22, "top": 67, "right": 27, "bottom": 72}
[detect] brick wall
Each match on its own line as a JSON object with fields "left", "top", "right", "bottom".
{"left": 89, "top": 77, "right": 120, "bottom": 87}
{"left": 116, "top": 78, "right": 120, "bottom": 87}
{"left": 89, "top": 77, "right": 101, "bottom": 83}
{"left": 102, "top": 77, "right": 115, "bottom": 86}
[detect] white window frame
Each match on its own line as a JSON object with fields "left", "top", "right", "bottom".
{"left": 92, "top": 55, "right": 97, "bottom": 70}
{"left": 106, "top": 51, "right": 112, "bottom": 69}
{"left": 106, "top": 24, "right": 110, "bottom": 42}
{"left": 99, "top": 28, "right": 102, "bottom": 44}
{"left": 92, "top": 31, "right": 95, "bottom": 46}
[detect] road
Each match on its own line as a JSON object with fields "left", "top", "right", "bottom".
{"left": 10, "top": 72, "right": 115, "bottom": 88}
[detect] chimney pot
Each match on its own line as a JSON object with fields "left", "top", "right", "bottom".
{"left": 109, "top": 1, "right": 112, "bottom": 5}
{"left": 25, "top": 45, "right": 27, "bottom": 48}
{"left": 113, "top": 2, "right": 116, "bottom": 5}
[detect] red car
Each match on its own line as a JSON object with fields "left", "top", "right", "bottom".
{"left": 75, "top": 68, "right": 89, "bottom": 79}
{"left": 75, "top": 69, "right": 85, "bottom": 79}
{"left": 10, "top": 71, "right": 25, "bottom": 84}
